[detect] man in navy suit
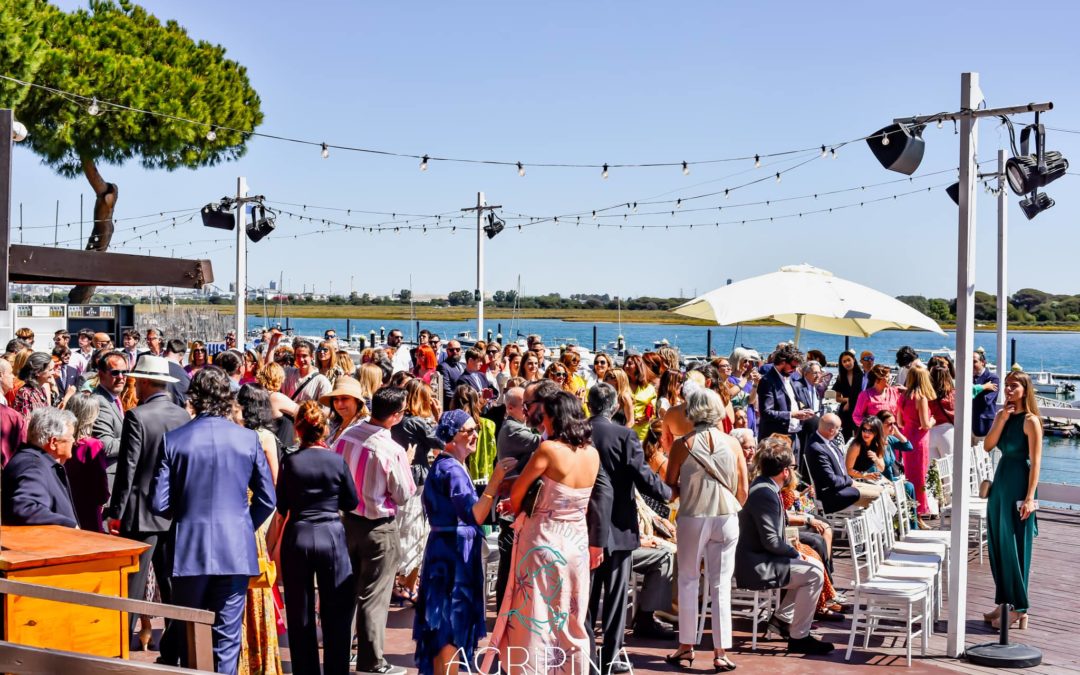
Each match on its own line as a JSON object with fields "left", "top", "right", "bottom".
{"left": 152, "top": 367, "right": 275, "bottom": 674}
{"left": 972, "top": 351, "right": 999, "bottom": 440}
{"left": 586, "top": 383, "right": 673, "bottom": 672}
{"left": 804, "top": 414, "right": 881, "bottom": 513}
{"left": 2, "top": 407, "right": 79, "bottom": 527}
{"left": 758, "top": 345, "right": 815, "bottom": 463}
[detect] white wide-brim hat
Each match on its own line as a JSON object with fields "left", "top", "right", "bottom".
{"left": 129, "top": 354, "right": 179, "bottom": 383}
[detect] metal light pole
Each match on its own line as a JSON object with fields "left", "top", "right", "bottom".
{"left": 460, "top": 192, "right": 501, "bottom": 339}
{"left": 996, "top": 149, "right": 1009, "bottom": 396}
{"left": 235, "top": 176, "right": 248, "bottom": 346}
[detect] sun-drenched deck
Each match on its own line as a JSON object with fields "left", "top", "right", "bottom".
{"left": 125, "top": 508, "right": 1079, "bottom": 673}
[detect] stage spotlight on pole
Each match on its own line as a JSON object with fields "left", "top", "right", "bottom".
{"left": 866, "top": 122, "right": 926, "bottom": 175}
{"left": 484, "top": 212, "right": 504, "bottom": 239}
{"left": 945, "top": 182, "right": 961, "bottom": 205}
{"left": 201, "top": 199, "right": 236, "bottom": 230}
{"left": 1005, "top": 152, "right": 1068, "bottom": 195}
{"left": 1018, "top": 192, "right": 1054, "bottom": 220}
{"left": 246, "top": 205, "right": 276, "bottom": 242}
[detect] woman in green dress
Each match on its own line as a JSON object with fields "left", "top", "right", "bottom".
{"left": 982, "top": 370, "right": 1042, "bottom": 630}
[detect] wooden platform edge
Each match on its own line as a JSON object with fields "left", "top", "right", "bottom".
{"left": 0, "top": 640, "right": 204, "bottom": 673}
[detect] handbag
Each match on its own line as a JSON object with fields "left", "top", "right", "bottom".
{"left": 519, "top": 478, "right": 544, "bottom": 516}
{"left": 979, "top": 479, "right": 993, "bottom": 499}
{"left": 684, "top": 431, "right": 740, "bottom": 511}
{"left": 249, "top": 558, "right": 277, "bottom": 589}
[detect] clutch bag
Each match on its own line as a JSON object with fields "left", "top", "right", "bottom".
{"left": 520, "top": 478, "right": 543, "bottom": 516}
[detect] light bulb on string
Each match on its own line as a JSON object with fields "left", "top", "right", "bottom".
{"left": 676, "top": 199, "right": 682, "bottom": 209}
{"left": 206, "top": 128, "right": 217, "bottom": 141}
{"left": 87, "top": 98, "right": 101, "bottom": 116}
{"left": 775, "top": 172, "right": 781, "bottom": 183}
{"left": 632, "top": 202, "right": 637, "bottom": 212}
{"left": 592, "top": 211, "right": 597, "bottom": 220}
{"left": 937, "top": 119, "right": 944, "bottom": 129}
{"left": 601, "top": 164, "right": 609, "bottom": 180}
{"left": 320, "top": 143, "right": 330, "bottom": 159}
{"left": 830, "top": 147, "right": 837, "bottom": 159}
{"left": 820, "top": 145, "right": 827, "bottom": 158}
{"left": 881, "top": 133, "right": 890, "bottom": 146}
{"left": 420, "top": 155, "right": 429, "bottom": 171}
{"left": 517, "top": 161, "right": 525, "bottom": 177}
{"left": 682, "top": 161, "right": 690, "bottom": 176}
{"left": 754, "top": 154, "right": 761, "bottom": 168}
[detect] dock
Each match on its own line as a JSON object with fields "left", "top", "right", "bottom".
{"left": 122, "top": 509, "right": 1080, "bottom": 672}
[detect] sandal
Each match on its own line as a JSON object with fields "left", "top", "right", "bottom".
{"left": 713, "top": 655, "right": 737, "bottom": 672}
{"left": 664, "top": 648, "right": 695, "bottom": 669}
{"left": 815, "top": 608, "right": 843, "bottom": 621}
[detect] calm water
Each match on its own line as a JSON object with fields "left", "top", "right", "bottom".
{"left": 247, "top": 316, "right": 1080, "bottom": 490}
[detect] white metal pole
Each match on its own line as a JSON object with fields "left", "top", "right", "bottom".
{"left": 235, "top": 177, "right": 248, "bottom": 347}
{"left": 793, "top": 314, "right": 804, "bottom": 348}
{"left": 996, "top": 148, "right": 1009, "bottom": 399}
{"left": 476, "top": 191, "right": 485, "bottom": 340}
{"left": 947, "top": 71, "right": 982, "bottom": 658}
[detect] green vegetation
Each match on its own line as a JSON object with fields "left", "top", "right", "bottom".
{"left": 897, "top": 288, "right": 1080, "bottom": 325}
{"left": 1, "top": 0, "right": 262, "bottom": 301}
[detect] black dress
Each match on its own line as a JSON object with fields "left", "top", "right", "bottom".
{"left": 831, "top": 370, "right": 863, "bottom": 440}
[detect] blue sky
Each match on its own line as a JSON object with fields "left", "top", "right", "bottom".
{"left": 11, "top": 1, "right": 1080, "bottom": 300}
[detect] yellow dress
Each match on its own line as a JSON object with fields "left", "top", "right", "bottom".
{"left": 631, "top": 384, "right": 657, "bottom": 440}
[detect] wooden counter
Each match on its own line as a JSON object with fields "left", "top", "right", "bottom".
{"left": 0, "top": 525, "right": 148, "bottom": 659}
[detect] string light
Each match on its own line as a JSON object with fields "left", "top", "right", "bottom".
{"left": 87, "top": 97, "right": 101, "bottom": 116}
{"left": 205, "top": 128, "right": 217, "bottom": 141}
{"left": 676, "top": 199, "right": 682, "bottom": 209}
{"left": 821, "top": 145, "right": 828, "bottom": 158}
{"left": 592, "top": 211, "right": 597, "bottom": 220}
{"left": 754, "top": 154, "right": 761, "bottom": 168}
{"left": 937, "top": 119, "right": 944, "bottom": 129}
{"left": 775, "top": 172, "right": 782, "bottom": 183}
{"left": 320, "top": 143, "right": 329, "bottom": 159}
{"left": 601, "top": 164, "right": 609, "bottom": 180}
{"left": 831, "top": 147, "right": 838, "bottom": 159}
{"left": 682, "top": 161, "right": 690, "bottom": 176}
{"left": 881, "top": 134, "right": 890, "bottom": 146}
{"left": 517, "top": 161, "right": 525, "bottom": 177}
{"left": 420, "top": 154, "right": 429, "bottom": 171}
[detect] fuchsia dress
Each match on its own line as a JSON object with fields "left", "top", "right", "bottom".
{"left": 899, "top": 394, "right": 932, "bottom": 515}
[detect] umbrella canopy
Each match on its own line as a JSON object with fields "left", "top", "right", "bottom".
{"left": 672, "top": 264, "right": 946, "bottom": 345}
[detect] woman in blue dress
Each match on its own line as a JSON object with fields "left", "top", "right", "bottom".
{"left": 413, "top": 409, "right": 515, "bottom": 675}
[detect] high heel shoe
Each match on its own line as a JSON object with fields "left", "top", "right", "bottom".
{"left": 664, "top": 648, "right": 695, "bottom": 669}
{"left": 991, "top": 611, "right": 1028, "bottom": 630}
{"left": 138, "top": 616, "right": 153, "bottom": 651}
{"left": 713, "top": 654, "right": 737, "bottom": 672}
{"left": 983, "top": 605, "right": 1002, "bottom": 625}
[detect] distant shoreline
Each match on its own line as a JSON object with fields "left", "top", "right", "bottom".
{"left": 136, "top": 304, "right": 1080, "bottom": 333}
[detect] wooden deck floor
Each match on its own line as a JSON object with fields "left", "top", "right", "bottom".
{"left": 126, "top": 508, "right": 1080, "bottom": 673}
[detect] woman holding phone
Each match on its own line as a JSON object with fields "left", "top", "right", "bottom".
{"left": 982, "top": 370, "right": 1042, "bottom": 630}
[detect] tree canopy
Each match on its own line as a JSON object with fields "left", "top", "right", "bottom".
{"left": 1, "top": 0, "right": 262, "bottom": 300}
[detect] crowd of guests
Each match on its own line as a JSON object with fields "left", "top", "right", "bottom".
{"left": 0, "top": 324, "right": 1042, "bottom": 673}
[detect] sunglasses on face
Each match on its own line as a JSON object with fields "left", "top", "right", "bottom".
{"left": 551, "top": 372, "right": 567, "bottom": 379}
{"left": 317, "top": 347, "right": 330, "bottom": 353}
{"left": 193, "top": 349, "right": 206, "bottom": 354}
{"left": 861, "top": 357, "right": 874, "bottom": 362}
{"left": 460, "top": 426, "right": 479, "bottom": 436}
{"left": 447, "top": 348, "right": 461, "bottom": 353}
{"left": 486, "top": 349, "right": 500, "bottom": 355}
{"left": 107, "top": 369, "right": 129, "bottom": 377}
{"left": 595, "top": 361, "right": 607, "bottom": 367}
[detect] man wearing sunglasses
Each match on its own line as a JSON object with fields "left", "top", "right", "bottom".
{"left": 91, "top": 351, "right": 130, "bottom": 490}
{"left": 859, "top": 351, "right": 875, "bottom": 390}
{"left": 436, "top": 340, "right": 465, "bottom": 409}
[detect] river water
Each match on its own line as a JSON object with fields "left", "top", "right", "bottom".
{"left": 246, "top": 316, "right": 1080, "bottom": 491}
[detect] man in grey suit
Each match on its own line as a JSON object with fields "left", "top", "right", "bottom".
{"left": 92, "top": 351, "right": 130, "bottom": 490}
{"left": 735, "top": 437, "right": 834, "bottom": 655}
{"left": 106, "top": 355, "right": 192, "bottom": 655}
{"left": 493, "top": 384, "right": 542, "bottom": 610}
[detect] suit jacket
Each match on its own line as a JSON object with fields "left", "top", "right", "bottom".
{"left": 586, "top": 464, "right": 613, "bottom": 550}
{"left": 151, "top": 415, "right": 276, "bottom": 577}
{"left": 56, "top": 364, "right": 80, "bottom": 393}
{"left": 972, "top": 368, "right": 1000, "bottom": 437}
{"left": 91, "top": 385, "right": 125, "bottom": 483}
{"left": 587, "top": 415, "right": 671, "bottom": 552}
{"left": 496, "top": 417, "right": 541, "bottom": 481}
{"left": 758, "top": 366, "right": 799, "bottom": 441}
{"left": 804, "top": 432, "right": 860, "bottom": 513}
{"left": 1, "top": 445, "right": 78, "bottom": 527}
{"left": 0, "top": 404, "right": 27, "bottom": 466}
{"left": 166, "top": 360, "right": 191, "bottom": 409}
{"left": 109, "top": 392, "right": 192, "bottom": 533}
{"left": 794, "top": 379, "right": 821, "bottom": 452}
{"left": 437, "top": 359, "right": 465, "bottom": 405}
{"left": 734, "top": 476, "right": 798, "bottom": 590}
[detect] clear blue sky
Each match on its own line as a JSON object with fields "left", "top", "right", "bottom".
{"left": 11, "top": 1, "right": 1080, "bottom": 300}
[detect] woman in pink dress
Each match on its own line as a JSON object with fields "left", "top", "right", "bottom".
{"left": 486, "top": 392, "right": 601, "bottom": 675}
{"left": 852, "top": 364, "right": 901, "bottom": 426}
{"left": 898, "top": 365, "right": 936, "bottom": 525}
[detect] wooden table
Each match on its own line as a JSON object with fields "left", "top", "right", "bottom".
{"left": 0, "top": 526, "right": 148, "bottom": 659}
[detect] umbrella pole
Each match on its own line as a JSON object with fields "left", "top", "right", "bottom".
{"left": 793, "top": 314, "right": 804, "bottom": 349}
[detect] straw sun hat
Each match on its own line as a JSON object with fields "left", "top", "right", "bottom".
{"left": 318, "top": 376, "right": 365, "bottom": 406}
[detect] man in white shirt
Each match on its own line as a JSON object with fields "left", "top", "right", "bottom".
{"left": 282, "top": 339, "right": 332, "bottom": 403}
{"left": 387, "top": 329, "right": 412, "bottom": 374}
{"left": 70, "top": 329, "right": 96, "bottom": 375}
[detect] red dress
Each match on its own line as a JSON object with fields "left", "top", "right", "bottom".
{"left": 899, "top": 394, "right": 931, "bottom": 515}
{"left": 64, "top": 437, "right": 109, "bottom": 532}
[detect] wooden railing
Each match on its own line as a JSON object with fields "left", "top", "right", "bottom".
{"left": 0, "top": 578, "right": 214, "bottom": 672}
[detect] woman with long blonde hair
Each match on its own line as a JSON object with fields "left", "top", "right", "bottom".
{"left": 603, "top": 368, "right": 635, "bottom": 428}
{"left": 982, "top": 370, "right": 1042, "bottom": 629}
{"left": 897, "top": 365, "right": 936, "bottom": 524}
{"left": 357, "top": 363, "right": 383, "bottom": 409}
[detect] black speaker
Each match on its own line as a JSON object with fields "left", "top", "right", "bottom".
{"left": 201, "top": 202, "right": 235, "bottom": 230}
{"left": 867, "top": 122, "right": 926, "bottom": 175}
{"left": 945, "top": 182, "right": 960, "bottom": 205}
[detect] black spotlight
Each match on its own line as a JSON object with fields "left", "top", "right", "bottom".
{"left": 201, "top": 200, "right": 235, "bottom": 230}
{"left": 945, "top": 182, "right": 960, "bottom": 205}
{"left": 246, "top": 205, "right": 276, "bottom": 242}
{"left": 1005, "top": 137, "right": 1068, "bottom": 195}
{"left": 1018, "top": 192, "right": 1054, "bottom": 220}
{"left": 867, "top": 122, "right": 926, "bottom": 175}
{"left": 484, "top": 212, "right": 504, "bottom": 239}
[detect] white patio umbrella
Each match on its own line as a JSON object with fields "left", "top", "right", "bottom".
{"left": 672, "top": 264, "right": 946, "bottom": 347}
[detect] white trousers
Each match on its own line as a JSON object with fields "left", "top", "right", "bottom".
{"left": 929, "top": 423, "right": 954, "bottom": 461}
{"left": 776, "top": 556, "right": 825, "bottom": 639}
{"left": 675, "top": 514, "right": 739, "bottom": 648}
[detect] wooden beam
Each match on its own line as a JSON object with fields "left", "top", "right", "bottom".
{"left": 0, "top": 578, "right": 214, "bottom": 625}
{"left": 0, "top": 641, "right": 206, "bottom": 673}
{"left": 7, "top": 245, "right": 213, "bottom": 288}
